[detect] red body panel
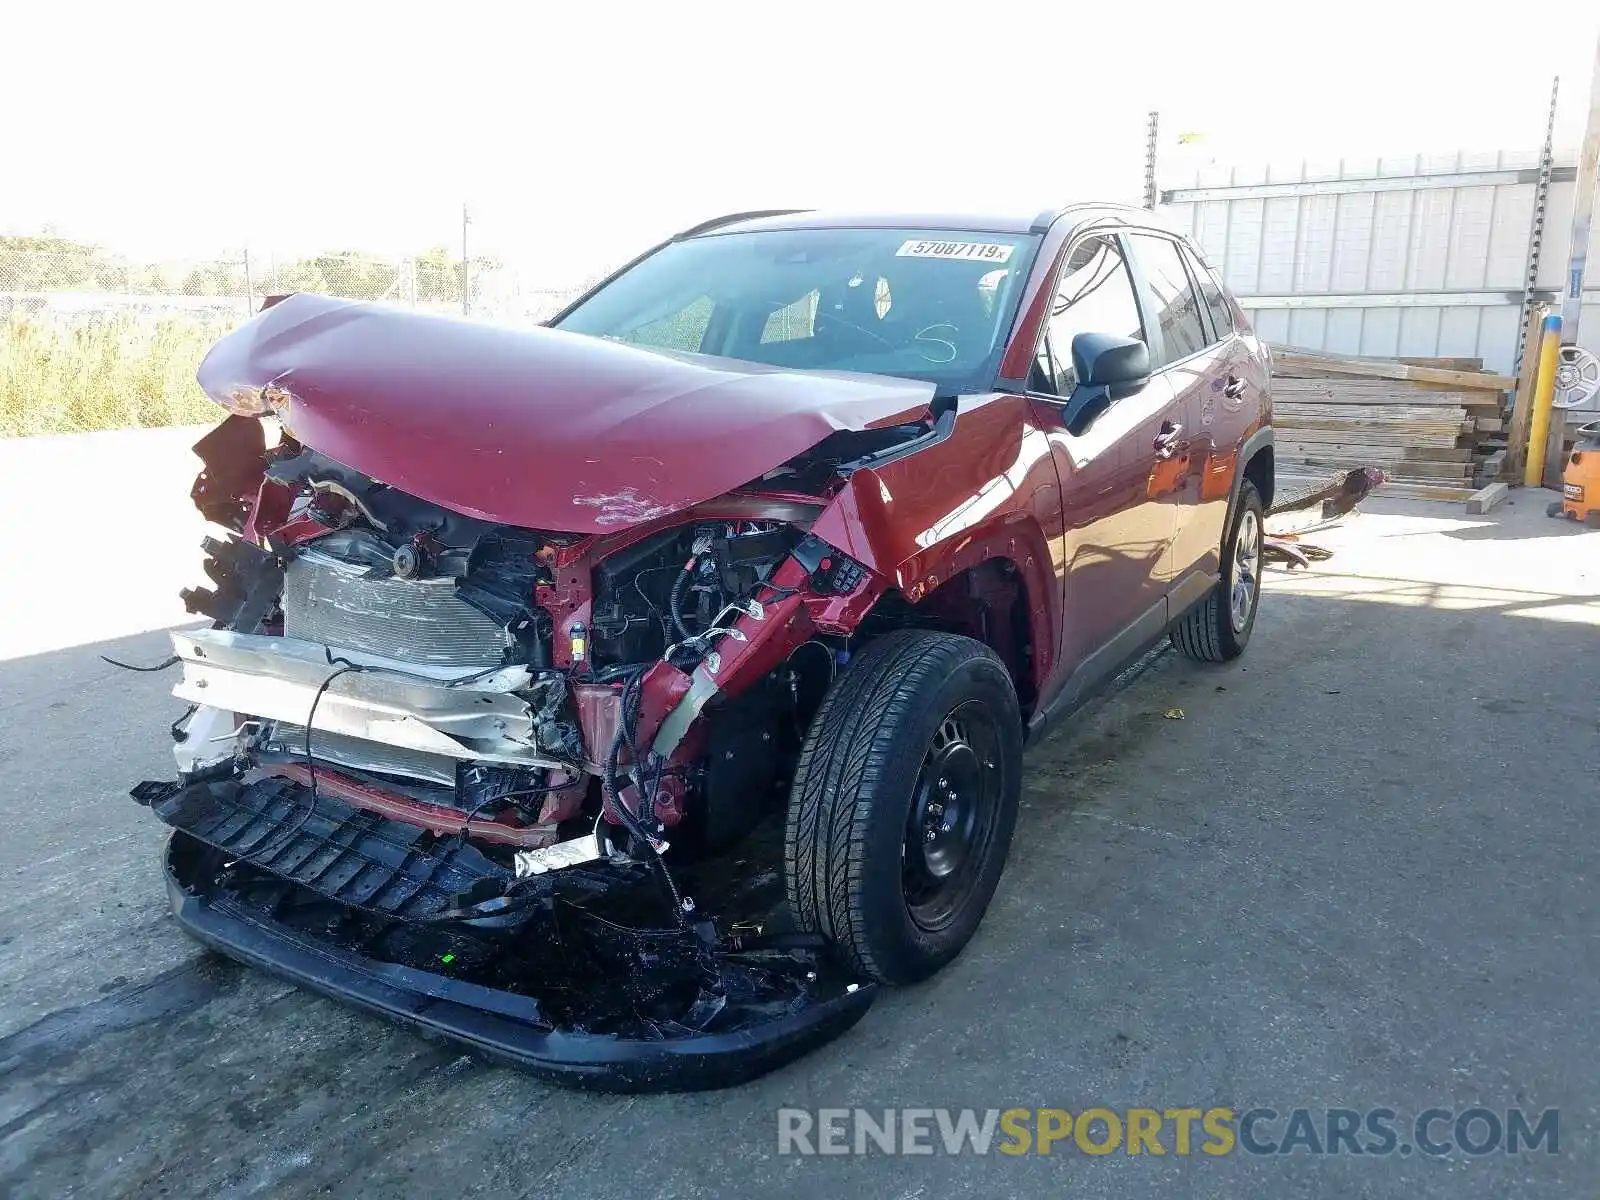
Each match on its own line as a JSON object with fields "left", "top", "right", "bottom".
{"left": 197, "top": 292, "right": 934, "bottom": 534}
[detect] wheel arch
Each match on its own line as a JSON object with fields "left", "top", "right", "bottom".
{"left": 854, "top": 553, "right": 1043, "bottom": 716}
{"left": 1231, "top": 426, "right": 1275, "bottom": 519}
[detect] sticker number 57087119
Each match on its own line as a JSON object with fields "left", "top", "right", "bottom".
{"left": 895, "top": 240, "right": 1014, "bottom": 263}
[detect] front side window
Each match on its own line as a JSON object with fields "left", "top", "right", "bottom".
{"left": 1033, "top": 235, "right": 1145, "bottom": 396}
{"left": 1129, "top": 234, "right": 1210, "bottom": 366}
{"left": 553, "top": 227, "right": 1040, "bottom": 394}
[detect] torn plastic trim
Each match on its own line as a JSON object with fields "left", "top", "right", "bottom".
{"left": 173, "top": 705, "right": 244, "bottom": 775}
{"left": 835, "top": 401, "right": 959, "bottom": 474}
{"left": 170, "top": 628, "right": 572, "bottom": 770}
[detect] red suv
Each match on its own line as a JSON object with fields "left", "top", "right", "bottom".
{"left": 138, "top": 204, "right": 1272, "bottom": 1089}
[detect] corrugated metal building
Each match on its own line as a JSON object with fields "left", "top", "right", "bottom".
{"left": 1160, "top": 151, "right": 1599, "bottom": 400}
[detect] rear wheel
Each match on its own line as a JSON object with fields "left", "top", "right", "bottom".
{"left": 785, "top": 631, "right": 1022, "bottom": 984}
{"left": 1171, "top": 479, "right": 1264, "bottom": 662}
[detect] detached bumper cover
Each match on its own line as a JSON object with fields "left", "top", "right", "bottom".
{"left": 153, "top": 776, "right": 876, "bottom": 1091}
{"left": 165, "top": 851, "right": 874, "bottom": 1090}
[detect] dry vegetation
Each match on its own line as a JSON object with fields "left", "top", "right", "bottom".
{"left": 0, "top": 311, "right": 231, "bottom": 436}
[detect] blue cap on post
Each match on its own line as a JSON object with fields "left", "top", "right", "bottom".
{"left": 1542, "top": 313, "right": 1562, "bottom": 333}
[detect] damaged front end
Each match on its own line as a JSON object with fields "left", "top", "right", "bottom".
{"left": 130, "top": 305, "right": 949, "bottom": 1087}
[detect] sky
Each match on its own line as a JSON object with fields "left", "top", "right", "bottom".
{"left": 8, "top": 0, "right": 1599, "bottom": 287}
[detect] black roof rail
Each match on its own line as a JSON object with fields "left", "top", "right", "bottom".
{"left": 1031, "top": 202, "right": 1122, "bottom": 234}
{"left": 1029, "top": 208, "right": 1063, "bottom": 234}
{"left": 672, "top": 209, "right": 812, "bottom": 240}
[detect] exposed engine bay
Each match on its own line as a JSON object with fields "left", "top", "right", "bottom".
{"left": 133, "top": 411, "right": 931, "bottom": 1087}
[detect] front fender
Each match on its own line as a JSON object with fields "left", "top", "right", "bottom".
{"left": 808, "top": 395, "right": 1063, "bottom": 691}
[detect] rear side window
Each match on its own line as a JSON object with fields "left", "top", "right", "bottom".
{"left": 1183, "top": 244, "right": 1235, "bottom": 339}
{"left": 1129, "top": 234, "right": 1208, "bottom": 366}
{"left": 1034, "top": 235, "right": 1144, "bottom": 395}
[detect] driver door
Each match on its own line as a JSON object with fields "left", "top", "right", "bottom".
{"left": 1026, "top": 233, "right": 1183, "bottom": 709}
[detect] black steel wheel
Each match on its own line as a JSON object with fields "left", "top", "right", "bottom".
{"left": 901, "top": 703, "right": 1006, "bottom": 932}
{"left": 785, "top": 631, "right": 1022, "bottom": 984}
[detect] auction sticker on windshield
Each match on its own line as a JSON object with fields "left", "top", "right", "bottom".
{"left": 896, "top": 240, "right": 1014, "bottom": 263}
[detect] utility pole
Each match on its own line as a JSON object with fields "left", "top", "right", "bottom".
{"left": 461, "top": 203, "right": 472, "bottom": 316}
{"left": 1559, "top": 34, "right": 1600, "bottom": 341}
{"left": 1143, "top": 112, "right": 1160, "bottom": 210}
{"left": 1514, "top": 76, "right": 1559, "bottom": 383}
{"left": 242, "top": 246, "right": 253, "bottom": 315}
{"left": 1545, "top": 31, "right": 1600, "bottom": 483}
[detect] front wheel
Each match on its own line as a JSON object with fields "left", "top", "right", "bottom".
{"left": 784, "top": 631, "right": 1022, "bottom": 984}
{"left": 1171, "top": 479, "right": 1264, "bottom": 662}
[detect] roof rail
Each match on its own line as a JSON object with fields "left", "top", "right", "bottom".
{"left": 672, "top": 209, "right": 812, "bottom": 240}
{"left": 1029, "top": 208, "right": 1063, "bottom": 234}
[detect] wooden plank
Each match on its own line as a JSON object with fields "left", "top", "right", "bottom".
{"left": 1503, "top": 303, "right": 1550, "bottom": 481}
{"left": 1279, "top": 446, "right": 1408, "bottom": 464}
{"left": 1275, "top": 420, "right": 1471, "bottom": 443}
{"left": 1406, "top": 447, "right": 1475, "bottom": 462}
{"left": 1275, "top": 413, "right": 1469, "bottom": 429}
{"left": 1280, "top": 452, "right": 1471, "bottom": 480}
{"left": 1272, "top": 378, "right": 1475, "bottom": 393}
{"left": 1270, "top": 348, "right": 1515, "bottom": 391}
{"left": 1276, "top": 402, "right": 1469, "bottom": 420}
{"left": 1276, "top": 429, "right": 1463, "bottom": 445}
{"left": 1273, "top": 377, "right": 1471, "bottom": 390}
{"left": 1277, "top": 434, "right": 1465, "bottom": 455}
{"left": 1272, "top": 381, "right": 1485, "bottom": 406}
{"left": 1466, "top": 482, "right": 1510, "bottom": 514}
{"left": 1397, "top": 356, "right": 1485, "bottom": 370}
{"left": 1376, "top": 481, "right": 1478, "bottom": 502}
{"left": 1276, "top": 354, "right": 1485, "bottom": 370}
{"left": 1275, "top": 473, "right": 1476, "bottom": 503}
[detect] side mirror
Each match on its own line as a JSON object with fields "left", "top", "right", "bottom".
{"left": 1061, "top": 332, "right": 1151, "bottom": 434}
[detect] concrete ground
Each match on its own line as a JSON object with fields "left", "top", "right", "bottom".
{"left": 1, "top": 431, "right": 1597, "bottom": 1198}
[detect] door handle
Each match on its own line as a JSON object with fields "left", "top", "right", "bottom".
{"left": 1153, "top": 422, "right": 1183, "bottom": 458}
{"left": 1223, "top": 375, "right": 1248, "bottom": 399}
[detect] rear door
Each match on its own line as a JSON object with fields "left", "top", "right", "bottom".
{"left": 1124, "top": 232, "right": 1233, "bottom": 592}
{"left": 1180, "top": 242, "right": 1265, "bottom": 577}
{"left": 1025, "top": 231, "right": 1183, "bottom": 704}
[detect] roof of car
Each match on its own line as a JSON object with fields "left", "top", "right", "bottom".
{"left": 684, "top": 204, "right": 1181, "bottom": 240}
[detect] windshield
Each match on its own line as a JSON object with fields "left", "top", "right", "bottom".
{"left": 552, "top": 227, "right": 1040, "bottom": 393}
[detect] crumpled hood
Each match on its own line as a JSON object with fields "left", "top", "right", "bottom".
{"left": 197, "top": 293, "right": 935, "bottom": 533}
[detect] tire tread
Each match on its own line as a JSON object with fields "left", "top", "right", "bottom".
{"left": 785, "top": 630, "right": 1017, "bottom": 982}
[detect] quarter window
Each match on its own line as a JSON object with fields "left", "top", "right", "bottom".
{"left": 1034, "top": 235, "right": 1144, "bottom": 396}
{"left": 1130, "top": 234, "right": 1209, "bottom": 366}
{"left": 1183, "top": 245, "right": 1235, "bottom": 339}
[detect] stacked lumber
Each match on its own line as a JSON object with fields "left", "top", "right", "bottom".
{"left": 1269, "top": 349, "right": 1513, "bottom": 501}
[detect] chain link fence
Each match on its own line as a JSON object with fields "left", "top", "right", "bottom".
{"left": 1, "top": 241, "right": 584, "bottom": 436}
{"left": 0, "top": 245, "right": 582, "bottom": 321}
